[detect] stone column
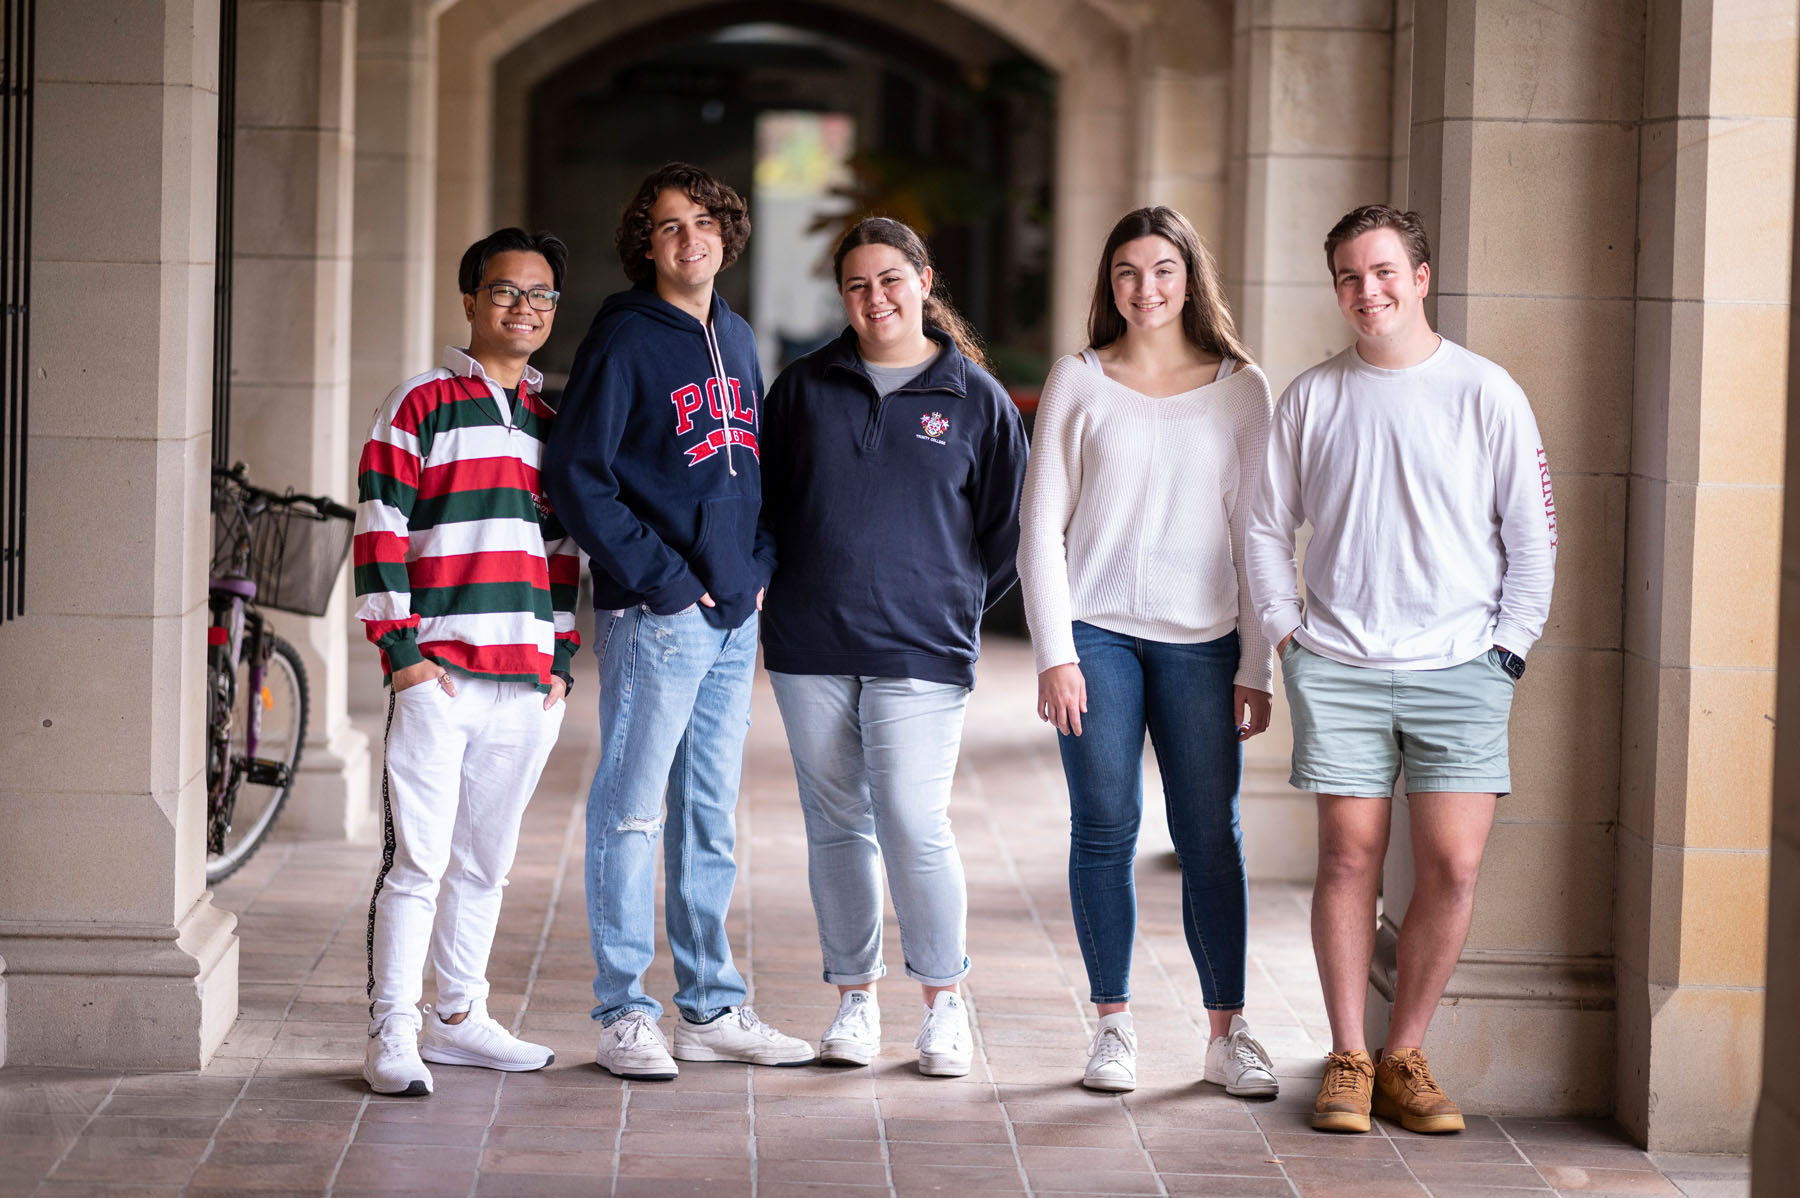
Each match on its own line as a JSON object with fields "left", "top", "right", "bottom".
{"left": 229, "top": 0, "right": 371, "bottom": 839}
{"left": 1381, "top": 0, "right": 1644, "bottom": 1114}
{"left": 1615, "top": 0, "right": 1792, "bottom": 1151}
{"left": 352, "top": 0, "right": 436, "bottom": 468}
{"left": 0, "top": 0, "right": 239, "bottom": 1068}
{"left": 1226, "top": 0, "right": 1393, "bottom": 393}
{"left": 1223, "top": 0, "right": 1393, "bottom": 881}
{"left": 1755, "top": 108, "right": 1800, "bottom": 1187}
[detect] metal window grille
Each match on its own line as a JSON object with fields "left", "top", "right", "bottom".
{"left": 0, "top": 0, "right": 34, "bottom": 625}
{"left": 211, "top": 0, "right": 237, "bottom": 469}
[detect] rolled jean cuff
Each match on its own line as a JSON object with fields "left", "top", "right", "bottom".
{"left": 1202, "top": 998, "right": 1246, "bottom": 1012}
{"left": 1088, "top": 990, "right": 1130, "bottom": 1006}
{"left": 823, "top": 964, "right": 887, "bottom": 986}
{"left": 597, "top": 1003, "right": 658, "bottom": 1028}
{"left": 904, "top": 955, "right": 972, "bottom": 988}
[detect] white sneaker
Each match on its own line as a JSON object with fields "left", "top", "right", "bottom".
{"left": 819, "top": 990, "right": 881, "bottom": 1066}
{"left": 914, "top": 992, "right": 972, "bottom": 1077}
{"left": 364, "top": 1018, "right": 433, "bottom": 1096}
{"left": 1204, "top": 1013, "right": 1279, "bottom": 1097}
{"left": 1083, "top": 1012, "right": 1137, "bottom": 1092}
{"left": 595, "top": 1009, "right": 679, "bottom": 1080}
{"left": 673, "top": 1005, "right": 816, "bottom": 1066}
{"left": 420, "top": 1000, "right": 554, "bottom": 1072}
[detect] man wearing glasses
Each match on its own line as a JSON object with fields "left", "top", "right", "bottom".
{"left": 544, "top": 162, "right": 814, "bottom": 1079}
{"left": 353, "top": 228, "right": 580, "bottom": 1095}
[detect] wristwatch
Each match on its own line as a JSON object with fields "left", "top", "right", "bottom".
{"left": 1494, "top": 649, "right": 1526, "bottom": 679}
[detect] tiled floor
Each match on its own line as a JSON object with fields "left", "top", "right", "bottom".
{"left": 4, "top": 636, "right": 1748, "bottom": 1196}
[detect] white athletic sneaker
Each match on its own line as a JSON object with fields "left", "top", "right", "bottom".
{"left": 914, "top": 991, "right": 972, "bottom": 1077}
{"left": 1083, "top": 1012, "right": 1137, "bottom": 1092}
{"left": 1203, "top": 1013, "right": 1279, "bottom": 1097}
{"left": 595, "top": 1009, "right": 679, "bottom": 1080}
{"left": 419, "top": 1000, "right": 554, "bottom": 1072}
{"left": 364, "top": 1018, "right": 433, "bottom": 1096}
{"left": 672, "top": 1005, "right": 816, "bottom": 1066}
{"left": 819, "top": 990, "right": 881, "bottom": 1066}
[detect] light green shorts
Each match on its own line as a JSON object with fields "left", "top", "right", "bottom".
{"left": 1280, "top": 641, "right": 1516, "bottom": 798}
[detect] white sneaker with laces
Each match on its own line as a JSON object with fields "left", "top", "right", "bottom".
{"left": 673, "top": 1005, "right": 816, "bottom": 1066}
{"left": 595, "top": 1009, "right": 679, "bottom": 1080}
{"left": 914, "top": 991, "right": 972, "bottom": 1077}
{"left": 420, "top": 1000, "right": 554, "bottom": 1072}
{"left": 364, "top": 1017, "right": 433, "bottom": 1096}
{"left": 1204, "top": 1013, "right": 1279, "bottom": 1097}
{"left": 819, "top": 990, "right": 881, "bottom": 1066}
{"left": 1083, "top": 1012, "right": 1137, "bottom": 1092}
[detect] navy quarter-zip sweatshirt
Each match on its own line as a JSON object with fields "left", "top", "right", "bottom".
{"left": 760, "top": 326, "right": 1029, "bottom": 687}
{"left": 542, "top": 284, "right": 773, "bottom": 630}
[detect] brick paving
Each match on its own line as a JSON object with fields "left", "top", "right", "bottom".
{"left": 2, "top": 636, "right": 1746, "bottom": 1196}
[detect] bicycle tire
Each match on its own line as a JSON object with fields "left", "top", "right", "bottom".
{"left": 206, "top": 635, "right": 310, "bottom": 884}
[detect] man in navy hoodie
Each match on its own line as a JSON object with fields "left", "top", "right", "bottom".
{"left": 542, "top": 163, "right": 814, "bottom": 1078}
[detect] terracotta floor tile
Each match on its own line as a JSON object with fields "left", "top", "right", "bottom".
{"left": 1535, "top": 1164, "right": 1683, "bottom": 1194}
{"left": 889, "top": 1162, "right": 1029, "bottom": 1193}
{"left": 616, "top": 1152, "right": 752, "bottom": 1179}
{"left": 615, "top": 1128, "right": 750, "bottom": 1157}
{"left": 474, "top": 1172, "right": 609, "bottom": 1197}
{"left": 757, "top": 1133, "right": 889, "bottom": 1163}
{"left": 477, "top": 1145, "right": 619, "bottom": 1175}
{"left": 185, "top": 1161, "right": 339, "bottom": 1191}
{"left": 1281, "top": 1155, "right": 1430, "bottom": 1196}
{"left": 1161, "top": 1175, "right": 1298, "bottom": 1197}
{"left": 1406, "top": 1160, "right": 1554, "bottom": 1189}
{"left": 614, "top": 1179, "right": 753, "bottom": 1197}
{"left": 1027, "top": 1165, "right": 1166, "bottom": 1194}
{"left": 882, "top": 1115, "right": 1014, "bottom": 1143}
{"left": 756, "top": 1156, "right": 893, "bottom": 1186}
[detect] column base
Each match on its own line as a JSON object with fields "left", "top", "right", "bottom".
{"left": 0, "top": 896, "right": 239, "bottom": 1069}
{"left": 1243, "top": 762, "right": 1315, "bottom": 882}
{"left": 282, "top": 715, "right": 373, "bottom": 841}
{"left": 1364, "top": 921, "right": 1615, "bottom": 1115}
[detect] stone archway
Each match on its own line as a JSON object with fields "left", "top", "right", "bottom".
{"left": 427, "top": 0, "right": 1159, "bottom": 358}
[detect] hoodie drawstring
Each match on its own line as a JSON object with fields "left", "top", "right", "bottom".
{"left": 702, "top": 318, "right": 737, "bottom": 477}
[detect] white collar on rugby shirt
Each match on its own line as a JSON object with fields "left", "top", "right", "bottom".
{"left": 442, "top": 346, "right": 544, "bottom": 393}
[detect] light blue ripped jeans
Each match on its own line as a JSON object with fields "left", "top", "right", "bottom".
{"left": 585, "top": 603, "right": 755, "bottom": 1026}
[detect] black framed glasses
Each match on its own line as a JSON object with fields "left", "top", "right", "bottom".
{"left": 483, "top": 284, "right": 559, "bottom": 311}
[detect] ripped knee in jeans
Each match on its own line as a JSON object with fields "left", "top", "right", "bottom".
{"left": 616, "top": 813, "right": 663, "bottom": 840}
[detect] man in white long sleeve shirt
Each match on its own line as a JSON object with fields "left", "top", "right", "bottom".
{"left": 1245, "top": 206, "right": 1557, "bottom": 1136}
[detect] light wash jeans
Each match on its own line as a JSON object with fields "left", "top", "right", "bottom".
{"left": 367, "top": 676, "right": 565, "bottom": 1033}
{"left": 585, "top": 604, "right": 755, "bottom": 1026}
{"left": 767, "top": 672, "right": 973, "bottom": 987}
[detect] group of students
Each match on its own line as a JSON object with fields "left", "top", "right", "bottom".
{"left": 350, "top": 160, "right": 1556, "bottom": 1140}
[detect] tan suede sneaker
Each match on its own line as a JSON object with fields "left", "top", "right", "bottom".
{"left": 1374, "top": 1048, "right": 1466, "bottom": 1133}
{"left": 1311, "top": 1049, "right": 1375, "bottom": 1132}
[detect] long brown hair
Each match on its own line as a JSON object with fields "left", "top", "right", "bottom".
{"left": 832, "top": 217, "right": 989, "bottom": 370}
{"left": 1087, "top": 206, "right": 1252, "bottom": 364}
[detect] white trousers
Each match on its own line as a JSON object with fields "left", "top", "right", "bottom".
{"left": 367, "top": 676, "right": 564, "bottom": 1032}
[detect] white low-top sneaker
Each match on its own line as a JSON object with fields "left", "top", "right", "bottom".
{"left": 914, "top": 991, "right": 972, "bottom": 1077}
{"left": 420, "top": 1001, "right": 554, "bottom": 1072}
{"left": 819, "top": 990, "right": 881, "bottom": 1066}
{"left": 364, "top": 1018, "right": 433, "bottom": 1096}
{"left": 1083, "top": 1012, "right": 1137, "bottom": 1092}
{"left": 1203, "top": 1013, "right": 1279, "bottom": 1097}
{"left": 595, "top": 1010, "right": 679, "bottom": 1080}
{"left": 673, "top": 1006, "right": 816, "bottom": 1066}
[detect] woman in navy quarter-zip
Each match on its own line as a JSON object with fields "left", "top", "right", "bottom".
{"left": 759, "top": 218, "right": 1027, "bottom": 1080}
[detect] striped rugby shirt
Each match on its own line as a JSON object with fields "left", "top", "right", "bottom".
{"left": 353, "top": 348, "right": 580, "bottom": 690}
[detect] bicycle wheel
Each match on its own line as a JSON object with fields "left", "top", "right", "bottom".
{"left": 207, "top": 634, "right": 309, "bottom": 883}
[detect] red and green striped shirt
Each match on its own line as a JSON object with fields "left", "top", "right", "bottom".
{"left": 353, "top": 349, "right": 580, "bottom": 690}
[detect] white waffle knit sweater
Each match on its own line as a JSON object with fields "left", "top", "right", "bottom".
{"left": 1017, "top": 351, "right": 1275, "bottom": 692}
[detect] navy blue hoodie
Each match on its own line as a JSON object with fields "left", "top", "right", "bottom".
{"left": 760, "top": 326, "right": 1028, "bottom": 687}
{"left": 542, "top": 285, "right": 773, "bottom": 630}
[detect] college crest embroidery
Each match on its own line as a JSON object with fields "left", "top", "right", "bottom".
{"left": 920, "top": 412, "right": 950, "bottom": 438}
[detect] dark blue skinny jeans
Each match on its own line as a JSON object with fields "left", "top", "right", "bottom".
{"left": 1058, "top": 621, "right": 1248, "bottom": 1009}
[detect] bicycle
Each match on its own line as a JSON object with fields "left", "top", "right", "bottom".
{"left": 206, "top": 462, "right": 355, "bottom": 883}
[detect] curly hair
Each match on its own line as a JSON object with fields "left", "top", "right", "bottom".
{"left": 614, "top": 163, "right": 751, "bottom": 285}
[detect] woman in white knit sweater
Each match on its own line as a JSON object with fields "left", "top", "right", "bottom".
{"left": 1017, "top": 206, "right": 1278, "bottom": 1095}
